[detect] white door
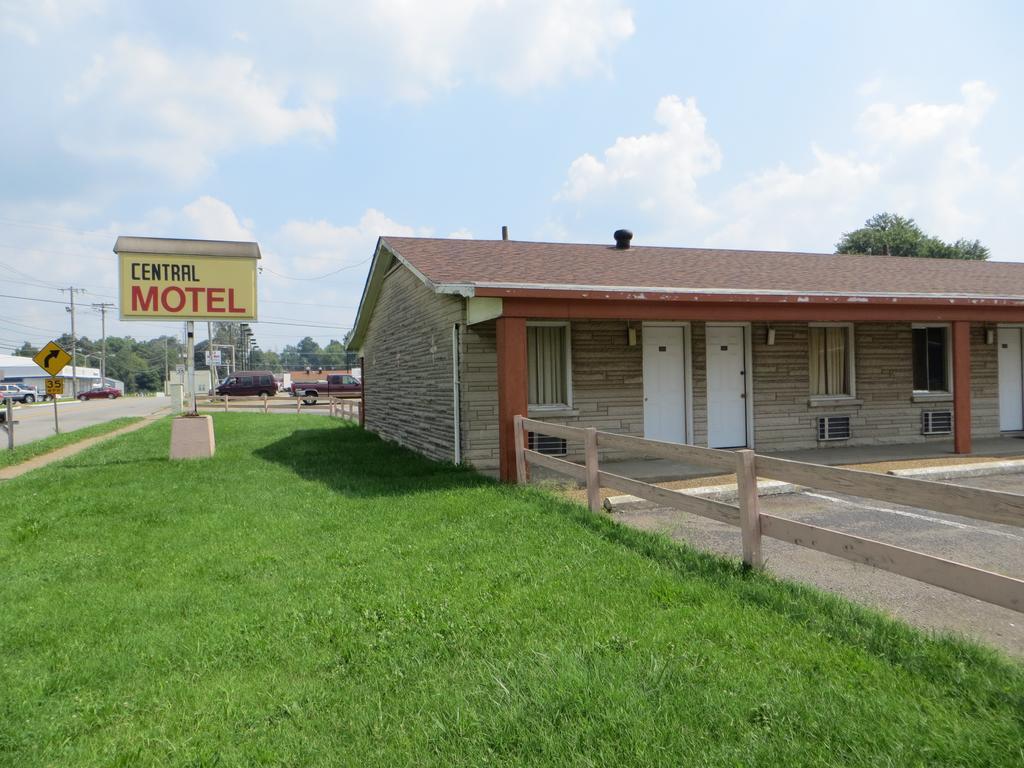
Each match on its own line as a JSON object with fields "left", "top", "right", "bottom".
{"left": 643, "top": 325, "right": 686, "bottom": 443}
{"left": 706, "top": 325, "right": 748, "bottom": 447}
{"left": 998, "top": 327, "right": 1024, "bottom": 431}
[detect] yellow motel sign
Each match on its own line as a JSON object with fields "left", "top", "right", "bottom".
{"left": 115, "top": 236, "right": 260, "bottom": 321}
{"left": 33, "top": 340, "right": 72, "bottom": 376}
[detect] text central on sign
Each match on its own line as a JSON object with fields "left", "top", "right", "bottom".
{"left": 130, "top": 262, "right": 200, "bottom": 281}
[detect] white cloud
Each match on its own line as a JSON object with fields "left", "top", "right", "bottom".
{"left": 556, "top": 83, "right": 1022, "bottom": 258}
{"left": 60, "top": 38, "right": 336, "bottom": 181}
{"left": 708, "top": 148, "right": 881, "bottom": 250}
{"left": 305, "top": 0, "right": 634, "bottom": 99}
{"left": 0, "top": 0, "right": 105, "bottom": 44}
{"left": 856, "top": 81, "right": 996, "bottom": 146}
{"left": 182, "top": 196, "right": 256, "bottom": 241}
{"left": 558, "top": 95, "right": 721, "bottom": 224}
{"left": 273, "top": 208, "right": 428, "bottom": 280}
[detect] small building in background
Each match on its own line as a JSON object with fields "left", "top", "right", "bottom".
{"left": 0, "top": 353, "right": 125, "bottom": 396}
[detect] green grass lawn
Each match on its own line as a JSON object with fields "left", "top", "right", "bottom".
{"left": 0, "top": 414, "right": 1021, "bottom": 766}
{"left": 0, "top": 416, "right": 143, "bottom": 469}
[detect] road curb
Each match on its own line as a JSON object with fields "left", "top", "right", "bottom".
{"left": 887, "top": 458, "right": 1024, "bottom": 480}
{"left": 605, "top": 479, "right": 798, "bottom": 510}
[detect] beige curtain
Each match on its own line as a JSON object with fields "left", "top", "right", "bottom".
{"left": 528, "top": 326, "right": 567, "bottom": 405}
{"left": 809, "top": 327, "right": 848, "bottom": 395}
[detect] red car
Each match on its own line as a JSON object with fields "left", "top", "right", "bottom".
{"left": 78, "top": 386, "right": 122, "bottom": 400}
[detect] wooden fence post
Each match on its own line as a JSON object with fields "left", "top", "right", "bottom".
{"left": 584, "top": 427, "right": 601, "bottom": 513}
{"left": 223, "top": 394, "right": 229, "bottom": 413}
{"left": 513, "top": 415, "right": 527, "bottom": 484}
{"left": 330, "top": 398, "right": 336, "bottom": 418}
{"left": 263, "top": 395, "right": 269, "bottom": 414}
{"left": 736, "top": 449, "right": 763, "bottom": 569}
{"left": 296, "top": 398, "right": 301, "bottom": 414}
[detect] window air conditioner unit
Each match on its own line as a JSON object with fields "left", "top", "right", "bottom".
{"left": 922, "top": 410, "right": 953, "bottom": 435}
{"left": 817, "top": 415, "right": 851, "bottom": 441}
{"left": 528, "top": 432, "right": 568, "bottom": 456}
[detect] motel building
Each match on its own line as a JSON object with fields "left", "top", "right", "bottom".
{"left": 349, "top": 232, "right": 1024, "bottom": 481}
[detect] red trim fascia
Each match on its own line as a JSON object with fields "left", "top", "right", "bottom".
{"left": 495, "top": 297, "right": 1024, "bottom": 323}
{"left": 474, "top": 286, "right": 1024, "bottom": 308}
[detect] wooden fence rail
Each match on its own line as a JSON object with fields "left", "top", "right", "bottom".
{"left": 513, "top": 415, "right": 1024, "bottom": 613}
{"left": 195, "top": 394, "right": 360, "bottom": 418}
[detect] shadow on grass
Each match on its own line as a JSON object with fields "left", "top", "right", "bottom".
{"left": 254, "top": 424, "right": 491, "bottom": 497}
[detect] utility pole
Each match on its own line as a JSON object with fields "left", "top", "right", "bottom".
{"left": 61, "top": 287, "right": 86, "bottom": 397}
{"left": 92, "top": 302, "right": 114, "bottom": 385}
{"left": 207, "top": 321, "right": 218, "bottom": 388}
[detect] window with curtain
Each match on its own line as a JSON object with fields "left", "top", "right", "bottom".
{"left": 912, "top": 326, "right": 949, "bottom": 391}
{"left": 527, "top": 325, "right": 570, "bottom": 407}
{"left": 809, "top": 325, "right": 851, "bottom": 396}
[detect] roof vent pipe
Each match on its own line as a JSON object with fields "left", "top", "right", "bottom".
{"left": 613, "top": 229, "right": 633, "bottom": 249}
{"left": 501, "top": 225, "right": 509, "bottom": 241}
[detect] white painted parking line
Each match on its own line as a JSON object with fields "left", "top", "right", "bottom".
{"left": 800, "top": 491, "right": 1024, "bottom": 542}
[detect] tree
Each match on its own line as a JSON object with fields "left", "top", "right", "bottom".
{"left": 12, "top": 341, "right": 38, "bottom": 357}
{"left": 836, "top": 213, "right": 989, "bottom": 260}
{"left": 296, "top": 336, "right": 323, "bottom": 370}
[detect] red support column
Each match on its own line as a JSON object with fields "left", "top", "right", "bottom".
{"left": 952, "top": 321, "right": 972, "bottom": 454}
{"left": 358, "top": 356, "right": 366, "bottom": 427}
{"left": 497, "top": 316, "right": 528, "bottom": 482}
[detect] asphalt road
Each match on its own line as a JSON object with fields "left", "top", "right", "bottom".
{"left": 5, "top": 395, "right": 170, "bottom": 446}
{"left": 614, "top": 472, "right": 1024, "bottom": 657}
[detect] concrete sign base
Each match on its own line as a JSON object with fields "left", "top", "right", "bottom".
{"left": 170, "top": 415, "right": 215, "bottom": 460}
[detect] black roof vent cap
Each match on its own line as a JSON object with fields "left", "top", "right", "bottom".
{"left": 613, "top": 229, "right": 633, "bottom": 249}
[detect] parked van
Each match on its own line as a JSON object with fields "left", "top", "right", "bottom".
{"left": 215, "top": 371, "right": 278, "bottom": 397}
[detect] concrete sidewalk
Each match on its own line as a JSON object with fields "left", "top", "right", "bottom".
{"left": 0, "top": 411, "right": 166, "bottom": 481}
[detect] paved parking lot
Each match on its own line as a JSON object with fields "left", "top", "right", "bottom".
{"left": 5, "top": 395, "right": 169, "bottom": 446}
{"left": 613, "top": 472, "right": 1024, "bottom": 657}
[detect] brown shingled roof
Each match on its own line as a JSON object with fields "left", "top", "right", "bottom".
{"left": 382, "top": 236, "right": 1024, "bottom": 298}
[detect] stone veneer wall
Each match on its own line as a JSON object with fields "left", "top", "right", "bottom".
{"left": 459, "top": 319, "right": 1001, "bottom": 471}
{"left": 749, "top": 322, "right": 999, "bottom": 452}
{"left": 360, "top": 264, "right": 463, "bottom": 463}
{"left": 460, "top": 320, "right": 649, "bottom": 470}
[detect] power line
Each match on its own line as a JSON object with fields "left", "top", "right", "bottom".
{"left": 0, "top": 242, "right": 116, "bottom": 260}
{"left": 0, "top": 292, "right": 69, "bottom": 305}
{"left": 0, "top": 217, "right": 114, "bottom": 239}
{"left": 261, "top": 298, "right": 358, "bottom": 309}
{"left": 260, "top": 255, "right": 373, "bottom": 281}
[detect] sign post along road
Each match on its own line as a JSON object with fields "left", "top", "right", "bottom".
{"left": 114, "top": 237, "right": 261, "bottom": 416}
{"left": 34, "top": 340, "right": 72, "bottom": 433}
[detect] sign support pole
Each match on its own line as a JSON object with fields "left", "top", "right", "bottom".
{"left": 4, "top": 398, "right": 13, "bottom": 449}
{"left": 207, "top": 321, "right": 218, "bottom": 391}
{"left": 186, "top": 321, "right": 197, "bottom": 415}
{"left": 53, "top": 392, "right": 59, "bottom": 434}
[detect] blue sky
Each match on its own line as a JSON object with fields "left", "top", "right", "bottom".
{"left": 1, "top": 0, "right": 1022, "bottom": 350}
